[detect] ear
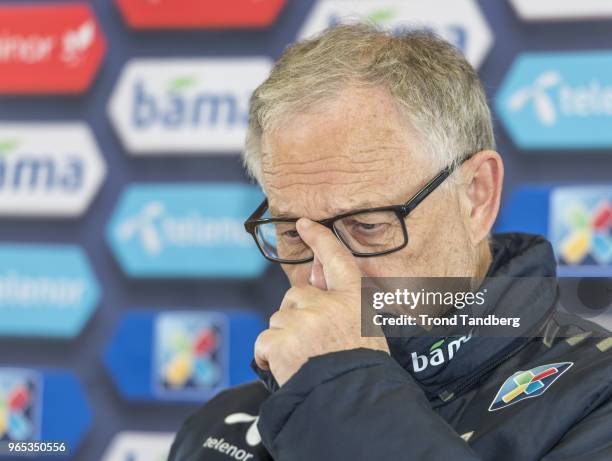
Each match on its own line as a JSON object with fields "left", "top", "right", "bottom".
{"left": 460, "top": 150, "right": 504, "bottom": 245}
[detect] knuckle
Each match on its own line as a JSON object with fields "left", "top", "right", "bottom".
{"left": 285, "top": 286, "right": 301, "bottom": 299}
{"left": 269, "top": 310, "right": 285, "bottom": 328}
{"left": 282, "top": 286, "right": 312, "bottom": 309}
{"left": 254, "top": 329, "right": 271, "bottom": 352}
{"left": 281, "top": 287, "right": 299, "bottom": 308}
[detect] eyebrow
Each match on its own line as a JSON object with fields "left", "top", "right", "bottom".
{"left": 269, "top": 200, "right": 383, "bottom": 220}
{"left": 268, "top": 209, "right": 298, "bottom": 219}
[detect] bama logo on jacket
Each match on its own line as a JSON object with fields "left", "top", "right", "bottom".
{"left": 411, "top": 331, "right": 473, "bottom": 373}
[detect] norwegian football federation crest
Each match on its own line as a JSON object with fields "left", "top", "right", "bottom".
{"left": 489, "top": 362, "right": 573, "bottom": 411}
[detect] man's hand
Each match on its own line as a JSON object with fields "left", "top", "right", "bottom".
{"left": 254, "top": 218, "right": 390, "bottom": 386}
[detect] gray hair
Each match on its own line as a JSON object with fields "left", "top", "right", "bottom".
{"left": 243, "top": 23, "right": 495, "bottom": 184}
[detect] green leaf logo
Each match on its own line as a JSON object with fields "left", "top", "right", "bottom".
{"left": 430, "top": 339, "right": 445, "bottom": 352}
{"left": 366, "top": 8, "right": 397, "bottom": 24}
{"left": 167, "top": 75, "right": 198, "bottom": 92}
{"left": 0, "top": 139, "right": 18, "bottom": 155}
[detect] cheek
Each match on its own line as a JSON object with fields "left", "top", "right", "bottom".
{"left": 365, "top": 203, "right": 473, "bottom": 277}
{"left": 406, "top": 206, "right": 474, "bottom": 276}
{"left": 355, "top": 256, "right": 403, "bottom": 277}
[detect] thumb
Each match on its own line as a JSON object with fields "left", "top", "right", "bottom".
{"left": 296, "top": 218, "right": 360, "bottom": 292}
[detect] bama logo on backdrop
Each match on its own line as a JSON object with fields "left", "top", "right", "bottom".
{"left": 106, "top": 184, "right": 267, "bottom": 277}
{"left": 0, "top": 123, "right": 106, "bottom": 217}
{"left": 298, "top": 0, "right": 492, "bottom": 68}
{"left": 100, "top": 431, "right": 174, "bottom": 461}
{"left": 0, "top": 3, "right": 105, "bottom": 94}
{"left": 115, "top": 0, "right": 286, "bottom": 29}
{"left": 0, "top": 244, "right": 100, "bottom": 338}
{"left": 489, "top": 362, "right": 573, "bottom": 411}
{"left": 497, "top": 52, "right": 612, "bottom": 149}
{"left": 108, "top": 58, "right": 271, "bottom": 154}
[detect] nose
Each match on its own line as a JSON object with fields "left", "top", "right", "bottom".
{"left": 308, "top": 255, "right": 328, "bottom": 290}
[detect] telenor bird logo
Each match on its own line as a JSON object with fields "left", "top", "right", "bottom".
{"left": 224, "top": 413, "right": 262, "bottom": 447}
{"left": 507, "top": 71, "right": 561, "bottom": 126}
{"left": 116, "top": 202, "right": 165, "bottom": 255}
{"left": 62, "top": 20, "right": 96, "bottom": 66}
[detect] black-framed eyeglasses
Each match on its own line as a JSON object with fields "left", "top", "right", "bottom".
{"left": 244, "top": 156, "right": 470, "bottom": 264}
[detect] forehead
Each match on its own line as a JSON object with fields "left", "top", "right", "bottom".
{"left": 260, "top": 86, "right": 430, "bottom": 219}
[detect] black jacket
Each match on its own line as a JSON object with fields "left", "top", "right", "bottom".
{"left": 169, "top": 234, "right": 612, "bottom": 461}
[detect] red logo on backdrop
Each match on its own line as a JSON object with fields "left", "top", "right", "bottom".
{"left": 115, "top": 0, "right": 286, "bottom": 29}
{"left": 0, "top": 3, "right": 106, "bottom": 94}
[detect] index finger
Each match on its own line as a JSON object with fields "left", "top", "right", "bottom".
{"left": 296, "top": 218, "right": 361, "bottom": 292}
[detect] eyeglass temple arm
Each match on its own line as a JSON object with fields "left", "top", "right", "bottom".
{"left": 244, "top": 198, "right": 269, "bottom": 232}
{"left": 401, "top": 156, "right": 469, "bottom": 216}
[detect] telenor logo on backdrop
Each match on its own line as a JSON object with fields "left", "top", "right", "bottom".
{"left": 497, "top": 52, "right": 612, "bottom": 149}
{"left": 115, "top": 0, "right": 286, "bottom": 29}
{"left": 299, "top": 0, "right": 492, "bottom": 68}
{"left": 550, "top": 187, "right": 612, "bottom": 270}
{"left": 106, "top": 184, "right": 267, "bottom": 277}
{"left": 0, "top": 245, "right": 100, "bottom": 338}
{"left": 108, "top": 58, "right": 271, "bottom": 154}
{"left": 0, "top": 123, "right": 106, "bottom": 217}
{"left": 153, "top": 312, "right": 228, "bottom": 400}
{"left": 0, "top": 3, "right": 105, "bottom": 94}
{"left": 0, "top": 368, "right": 42, "bottom": 441}
{"left": 100, "top": 431, "right": 174, "bottom": 461}
{"left": 510, "top": 0, "right": 612, "bottom": 21}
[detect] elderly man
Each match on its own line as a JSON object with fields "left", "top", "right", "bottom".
{"left": 169, "top": 24, "right": 612, "bottom": 461}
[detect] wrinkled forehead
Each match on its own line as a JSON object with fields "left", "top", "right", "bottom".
{"left": 259, "top": 87, "right": 431, "bottom": 219}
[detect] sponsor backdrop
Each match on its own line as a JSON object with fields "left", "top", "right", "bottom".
{"left": 0, "top": 0, "right": 610, "bottom": 460}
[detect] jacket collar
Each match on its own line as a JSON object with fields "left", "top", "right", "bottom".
{"left": 386, "top": 233, "right": 558, "bottom": 401}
